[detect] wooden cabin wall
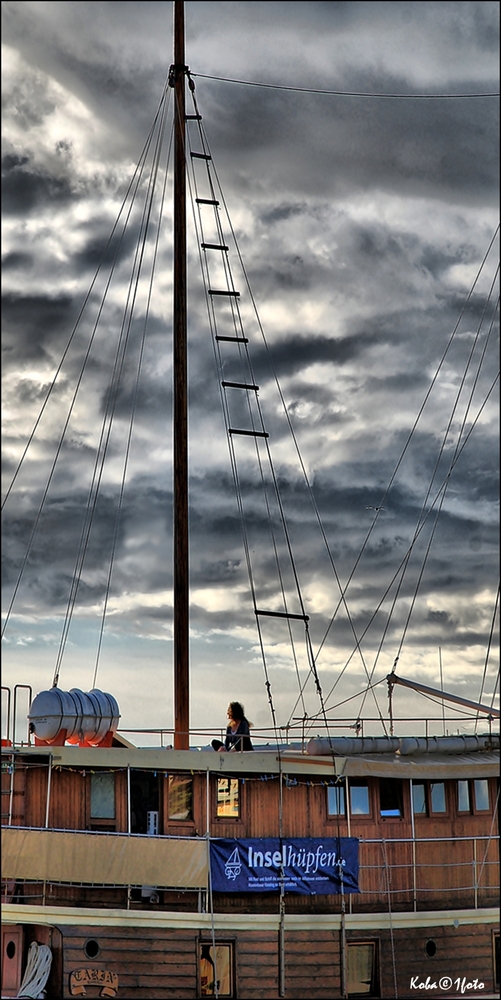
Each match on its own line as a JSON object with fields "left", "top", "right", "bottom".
{"left": 49, "top": 767, "right": 87, "bottom": 830}
{"left": 61, "top": 925, "right": 198, "bottom": 999}
{"left": 1, "top": 758, "right": 26, "bottom": 826}
{"left": 372, "top": 922, "right": 499, "bottom": 998}
{"left": 5, "top": 760, "right": 498, "bottom": 918}
{"left": 49, "top": 919, "right": 499, "bottom": 998}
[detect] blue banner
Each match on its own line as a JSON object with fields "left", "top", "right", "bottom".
{"left": 210, "top": 837, "right": 359, "bottom": 895}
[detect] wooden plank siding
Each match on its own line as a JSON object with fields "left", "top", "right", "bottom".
{"left": 49, "top": 920, "right": 500, "bottom": 998}
{"left": 1, "top": 757, "right": 26, "bottom": 826}
{"left": 283, "top": 928, "right": 340, "bottom": 998}
{"left": 3, "top": 758, "right": 498, "bottom": 917}
{"left": 61, "top": 926, "right": 198, "bottom": 999}
{"left": 372, "top": 922, "right": 499, "bottom": 997}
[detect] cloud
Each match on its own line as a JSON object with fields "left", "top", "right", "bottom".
{"left": 1, "top": 1, "right": 498, "bottom": 737}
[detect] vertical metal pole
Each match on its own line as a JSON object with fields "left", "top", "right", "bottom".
{"left": 8, "top": 753, "right": 15, "bottom": 826}
{"left": 278, "top": 770, "right": 285, "bottom": 996}
{"left": 473, "top": 838, "right": 478, "bottom": 910}
{"left": 409, "top": 779, "right": 417, "bottom": 912}
{"left": 206, "top": 767, "right": 210, "bottom": 836}
{"left": 345, "top": 778, "right": 353, "bottom": 915}
{"left": 340, "top": 909, "right": 347, "bottom": 998}
{"left": 439, "top": 647, "right": 446, "bottom": 735}
{"left": 127, "top": 765, "right": 131, "bottom": 833}
{"left": 172, "top": 0, "right": 190, "bottom": 750}
{"left": 44, "top": 755, "right": 52, "bottom": 829}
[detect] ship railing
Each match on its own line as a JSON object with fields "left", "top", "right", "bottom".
{"left": 354, "top": 833, "right": 499, "bottom": 914}
{"left": 2, "top": 680, "right": 497, "bottom": 749}
{"left": 2, "top": 831, "right": 498, "bottom": 912}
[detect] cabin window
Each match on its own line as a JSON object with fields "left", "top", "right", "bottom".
{"left": 412, "top": 782, "right": 427, "bottom": 815}
{"left": 168, "top": 775, "right": 193, "bottom": 821}
{"left": 349, "top": 782, "right": 370, "bottom": 816}
{"left": 327, "top": 783, "right": 346, "bottom": 816}
{"left": 379, "top": 779, "right": 403, "bottom": 818}
{"left": 346, "top": 941, "right": 379, "bottom": 996}
{"left": 198, "top": 941, "right": 234, "bottom": 997}
{"left": 493, "top": 932, "right": 500, "bottom": 990}
{"left": 90, "top": 771, "right": 115, "bottom": 819}
{"left": 457, "top": 780, "right": 471, "bottom": 812}
{"left": 412, "top": 781, "right": 448, "bottom": 816}
{"left": 216, "top": 777, "right": 239, "bottom": 818}
{"left": 429, "top": 782, "right": 446, "bottom": 814}
{"left": 473, "top": 778, "right": 489, "bottom": 811}
{"left": 130, "top": 770, "right": 160, "bottom": 834}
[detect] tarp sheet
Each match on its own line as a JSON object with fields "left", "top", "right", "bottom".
{"left": 210, "top": 837, "right": 359, "bottom": 894}
{"left": 1, "top": 827, "right": 208, "bottom": 889}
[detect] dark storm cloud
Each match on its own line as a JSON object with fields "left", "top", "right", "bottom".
{"left": 2, "top": 154, "right": 76, "bottom": 215}
{"left": 250, "top": 330, "right": 397, "bottom": 379}
{"left": 2, "top": 292, "right": 77, "bottom": 366}
{"left": 203, "top": 77, "right": 498, "bottom": 205}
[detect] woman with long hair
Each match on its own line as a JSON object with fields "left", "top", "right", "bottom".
{"left": 211, "top": 702, "right": 253, "bottom": 752}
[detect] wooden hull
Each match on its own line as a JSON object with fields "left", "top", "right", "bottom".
{"left": 2, "top": 904, "right": 499, "bottom": 998}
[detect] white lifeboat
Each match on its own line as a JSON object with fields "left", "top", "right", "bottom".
{"left": 28, "top": 688, "right": 120, "bottom": 747}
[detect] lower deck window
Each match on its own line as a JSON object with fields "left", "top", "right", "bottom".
{"left": 199, "top": 942, "right": 234, "bottom": 997}
{"left": 130, "top": 770, "right": 159, "bottom": 834}
{"left": 216, "top": 777, "right": 239, "bottom": 818}
{"left": 349, "top": 782, "right": 370, "bottom": 816}
{"left": 412, "top": 781, "right": 447, "bottom": 816}
{"left": 430, "top": 782, "right": 446, "bottom": 813}
{"left": 168, "top": 774, "right": 193, "bottom": 820}
{"left": 327, "top": 783, "right": 346, "bottom": 816}
{"left": 457, "top": 779, "right": 471, "bottom": 812}
{"left": 379, "top": 779, "right": 403, "bottom": 817}
{"left": 90, "top": 771, "right": 115, "bottom": 819}
{"left": 347, "top": 941, "right": 379, "bottom": 996}
{"left": 474, "top": 779, "right": 489, "bottom": 811}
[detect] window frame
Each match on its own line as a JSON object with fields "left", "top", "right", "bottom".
{"left": 346, "top": 939, "right": 380, "bottom": 997}
{"left": 129, "top": 768, "right": 161, "bottom": 835}
{"left": 456, "top": 778, "right": 491, "bottom": 816}
{"left": 197, "top": 938, "right": 235, "bottom": 998}
{"left": 457, "top": 779, "right": 471, "bottom": 814}
{"left": 88, "top": 769, "right": 116, "bottom": 831}
{"left": 472, "top": 778, "right": 490, "bottom": 814}
{"left": 378, "top": 778, "right": 404, "bottom": 820}
{"left": 429, "top": 781, "right": 448, "bottom": 816}
{"left": 348, "top": 780, "right": 373, "bottom": 820}
{"left": 214, "top": 776, "right": 242, "bottom": 823}
{"left": 167, "top": 773, "right": 194, "bottom": 823}
{"left": 493, "top": 931, "right": 500, "bottom": 992}
{"left": 327, "top": 782, "right": 346, "bottom": 818}
{"left": 411, "top": 780, "right": 450, "bottom": 818}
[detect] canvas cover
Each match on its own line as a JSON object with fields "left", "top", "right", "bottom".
{"left": 1, "top": 827, "right": 208, "bottom": 889}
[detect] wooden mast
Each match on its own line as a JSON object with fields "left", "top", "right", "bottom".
{"left": 172, "top": 0, "right": 189, "bottom": 749}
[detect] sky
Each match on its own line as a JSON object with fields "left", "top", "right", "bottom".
{"left": 2, "top": 1, "right": 499, "bottom": 746}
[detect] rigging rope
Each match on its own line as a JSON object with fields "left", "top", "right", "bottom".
{"left": 191, "top": 72, "right": 499, "bottom": 100}
{"left": 1, "top": 81, "right": 173, "bottom": 513}
{"left": 318, "top": 373, "right": 500, "bottom": 716}
{"left": 357, "top": 283, "right": 500, "bottom": 717}
{"left": 186, "top": 81, "right": 301, "bottom": 742}
{"left": 53, "top": 85, "right": 173, "bottom": 689}
{"left": 16, "top": 941, "right": 52, "bottom": 1000}
{"left": 315, "top": 226, "right": 500, "bottom": 665}
{"left": 2, "top": 80, "right": 173, "bottom": 660}
{"left": 92, "top": 100, "right": 173, "bottom": 689}
{"left": 189, "top": 106, "right": 386, "bottom": 736}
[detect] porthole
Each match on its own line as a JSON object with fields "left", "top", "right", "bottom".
{"left": 426, "top": 940, "right": 437, "bottom": 958}
{"left": 6, "top": 940, "right": 16, "bottom": 960}
{"left": 84, "top": 939, "right": 100, "bottom": 959}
